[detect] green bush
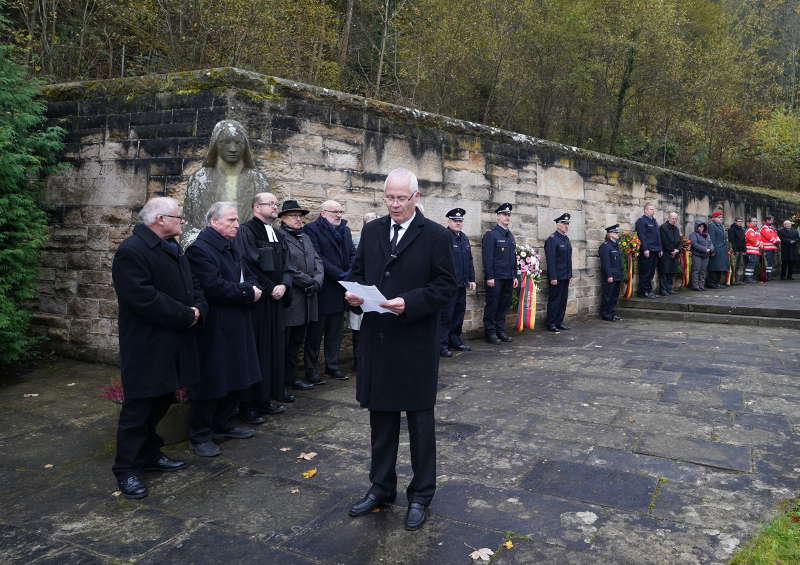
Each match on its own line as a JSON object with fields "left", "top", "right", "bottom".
{"left": 0, "top": 9, "right": 65, "bottom": 363}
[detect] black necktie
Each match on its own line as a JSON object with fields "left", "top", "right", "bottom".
{"left": 390, "top": 223, "right": 402, "bottom": 254}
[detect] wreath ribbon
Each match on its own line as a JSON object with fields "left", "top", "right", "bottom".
{"left": 516, "top": 273, "right": 537, "bottom": 331}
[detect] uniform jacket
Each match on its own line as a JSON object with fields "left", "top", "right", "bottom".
{"left": 689, "top": 221, "right": 713, "bottom": 256}
{"left": 599, "top": 239, "right": 624, "bottom": 281}
{"left": 745, "top": 225, "right": 762, "bottom": 255}
{"left": 658, "top": 222, "right": 682, "bottom": 275}
{"left": 481, "top": 224, "right": 516, "bottom": 280}
{"left": 347, "top": 211, "right": 456, "bottom": 412}
{"left": 447, "top": 228, "right": 476, "bottom": 286}
{"left": 728, "top": 223, "right": 746, "bottom": 253}
{"left": 708, "top": 221, "right": 730, "bottom": 271}
{"left": 545, "top": 231, "right": 572, "bottom": 280}
{"left": 635, "top": 215, "right": 662, "bottom": 252}
{"left": 112, "top": 223, "right": 208, "bottom": 400}
{"left": 777, "top": 227, "right": 799, "bottom": 262}
{"left": 759, "top": 225, "right": 780, "bottom": 251}
{"left": 278, "top": 224, "right": 324, "bottom": 327}
{"left": 304, "top": 215, "right": 355, "bottom": 315}
{"left": 186, "top": 227, "right": 261, "bottom": 399}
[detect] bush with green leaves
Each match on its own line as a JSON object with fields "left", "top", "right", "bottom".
{"left": 0, "top": 11, "right": 65, "bottom": 363}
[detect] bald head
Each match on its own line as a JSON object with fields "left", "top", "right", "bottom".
{"left": 320, "top": 200, "right": 344, "bottom": 226}
{"left": 252, "top": 192, "right": 278, "bottom": 222}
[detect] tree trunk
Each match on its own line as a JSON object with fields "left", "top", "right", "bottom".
{"left": 609, "top": 42, "right": 637, "bottom": 155}
{"left": 374, "top": 0, "right": 390, "bottom": 97}
{"left": 338, "top": 0, "right": 354, "bottom": 68}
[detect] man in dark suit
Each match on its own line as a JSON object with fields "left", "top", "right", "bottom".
{"left": 635, "top": 202, "right": 662, "bottom": 298}
{"left": 344, "top": 168, "right": 456, "bottom": 531}
{"left": 439, "top": 207, "right": 476, "bottom": 357}
{"left": 544, "top": 213, "right": 573, "bottom": 333}
{"left": 481, "top": 203, "right": 518, "bottom": 344}
{"left": 598, "top": 224, "right": 624, "bottom": 321}
{"left": 303, "top": 200, "right": 356, "bottom": 381}
{"left": 111, "top": 197, "right": 207, "bottom": 499}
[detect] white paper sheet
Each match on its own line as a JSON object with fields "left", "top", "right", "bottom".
{"left": 339, "top": 281, "right": 396, "bottom": 315}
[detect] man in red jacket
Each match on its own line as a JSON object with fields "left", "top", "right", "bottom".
{"left": 744, "top": 217, "right": 763, "bottom": 284}
{"left": 759, "top": 216, "right": 781, "bottom": 282}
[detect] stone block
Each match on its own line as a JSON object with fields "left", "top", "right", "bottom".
{"left": 290, "top": 147, "right": 326, "bottom": 167}
{"left": 68, "top": 298, "right": 99, "bottom": 318}
{"left": 39, "top": 296, "right": 67, "bottom": 315}
{"left": 537, "top": 208, "right": 585, "bottom": 241}
{"left": 326, "top": 151, "right": 362, "bottom": 171}
{"left": 538, "top": 165, "right": 584, "bottom": 200}
{"left": 98, "top": 299, "right": 118, "bottom": 318}
{"left": 302, "top": 167, "right": 350, "bottom": 187}
{"left": 362, "top": 136, "right": 443, "bottom": 183}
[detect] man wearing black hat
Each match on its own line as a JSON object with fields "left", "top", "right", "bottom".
{"left": 544, "top": 213, "right": 572, "bottom": 333}
{"left": 482, "top": 203, "right": 518, "bottom": 344}
{"left": 277, "top": 200, "right": 325, "bottom": 394}
{"left": 598, "top": 225, "right": 624, "bottom": 321}
{"left": 236, "top": 192, "right": 294, "bottom": 421}
{"left": 439, "top": 208, "right": 476, "bottom": 357}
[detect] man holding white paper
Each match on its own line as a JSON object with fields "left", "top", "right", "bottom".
{"left": 344, "top": 168, "right": 456, "bottom": 531}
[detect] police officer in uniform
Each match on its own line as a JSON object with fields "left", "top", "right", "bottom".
{"left": 440, "top": 208, "right": 476, "bottom": 357}
{"left": 544, "top": 213, "right": 572, "bottom": 333}
{"left": 598, "top": 224, "right": 624, "bottom": 321}
{"left": 482, "top": 203, "right": 518, "bottom": 344}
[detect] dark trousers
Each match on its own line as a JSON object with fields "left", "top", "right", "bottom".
{"left": 733, "top": 251, "right": 747, "bottom": 281}
{"left": 707, "top": 270, "right": 726, "bottom": 287}
{"left": 637, "top": 253, "right": 657, "bottom": 295}
{"left": 781, "top": 259, "right": 795, "bottom": 279}
{"left": 600, "top": 280, "right": 620, "bottom": 319}
{"left": 483, "top": 279, "right": 513, "bottom": 335}
{"left": 658, "top": 270, "right": 674, "bottom": 294}
{"left": 439, "top": 286, "right": 467, "bottom": 348}
{"left": 285, "top": 324, "right": 308, "bottom": 383}
{"left": 189, "top": 393, "right": 239, "bottom": 444}
{"left": 546, "top": 279, "right": 570, "bottom": 328}
{"left": 368, "top": 409, "right": 436, "bottom": 506}
{"left": 305, "top": 312, "right": 344, "bottom": 374}
{"left": 764, "top": 250, "right": 776, "bottom": 280}
{"left": 112, "top": 393, "right": 173, "bottom": 480}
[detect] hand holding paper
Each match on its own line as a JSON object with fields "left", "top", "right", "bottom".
{"left": 340, "top": 281, "right": 397, "bottom": 315}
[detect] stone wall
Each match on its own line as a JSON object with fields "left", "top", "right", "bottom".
{"left": 36, "top": 67, "right": 798, "bottom": 363}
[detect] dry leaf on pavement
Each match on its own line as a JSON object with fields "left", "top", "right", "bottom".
{"left": 43, "top": 464, "right": 54, "bottom": 469}
{"left": 301, "top": 468, "right": 318, "bottom": 479}
{"left": 279, "top": 447, "right": 291, "bottom": 452}
{"left": 23, "top": 393, "right": 39, "bottom": 398}
{"left": 469, "top": 547, "right": 494, "bottom": 561}
{"left": 503, "top": 540, "right": 514, "bottom": 549}
{"left": 297, "top": 452, "right": 318, "bottom": 460}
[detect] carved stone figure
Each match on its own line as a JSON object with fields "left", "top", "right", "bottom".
{"left": 182, "top": 120, "right": 268, "bottom": 245}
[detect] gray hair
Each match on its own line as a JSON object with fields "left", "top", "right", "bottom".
{"left": 205, "top": 201, "right": 237, "bottom": 226}
{"left": 139, "top": 197, "right": 179, "bottom": 225}
{"left": 668, "top": 211, "right": 678, "bottom": 218}
{"left": 384, "top": 168, "right": 419, "bottom": 194}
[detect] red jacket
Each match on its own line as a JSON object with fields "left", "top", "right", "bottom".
{"left": 759, "top": 225, "right": 780, "bottom": 251}
{"left": 745, "top": 225, "right": 762, "bottom": 255}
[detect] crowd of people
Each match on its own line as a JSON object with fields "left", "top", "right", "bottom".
{"left": 110, "top": 165, "right": 799, "bottom": 530}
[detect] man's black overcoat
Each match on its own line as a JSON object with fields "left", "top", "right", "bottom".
{"left": 112, "top": 223, "right": 208, "bottom": 400}
{"left": 304, "top": 216, "right": 355, "bottom": 316}
{"left": 659, "top": 222, "right": 682, "bottom": 274}
{"left": 186, "top": 227, "right": 261, "bottom": 400}
{"left": 348, "top": 211, "right": 456, "bottom": 412}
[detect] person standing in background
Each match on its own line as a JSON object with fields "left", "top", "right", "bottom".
{"left": 481, "top": 203, "right": 517, "bottom": 344}
{"left": 439, "top": 208, "right": 476, "bottom": 357}
{"left": 728, "top": 217, "right": 746, "bottom": 284}
{"left": 635, "top": 203, "right": 662, "bottom": 298}
{"left": 706, "top": 211, "right": 729, "bottom": 289}
{"left": 544, "top": 213, "right": 573, "bottom": 333}
{"left": 658, "top": 211, "right": 681, "bottom": 295}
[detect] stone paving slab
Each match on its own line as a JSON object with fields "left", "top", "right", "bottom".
{"left": 2, "top": 282, "right": 800, "bottom": 564}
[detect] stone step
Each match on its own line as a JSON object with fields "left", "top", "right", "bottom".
{"left": 618, "top": 306, "right": 800, "bottom": 329}
{"left": 622, "top": 297, "right": 800, "bottom": 319}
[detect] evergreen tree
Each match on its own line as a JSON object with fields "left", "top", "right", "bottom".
{"left": 0, "top": 8, "right": 64, "bottom": 363}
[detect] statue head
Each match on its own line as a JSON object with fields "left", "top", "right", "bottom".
{"left": 203, "top": 120, "right": 255, "bottom": 169}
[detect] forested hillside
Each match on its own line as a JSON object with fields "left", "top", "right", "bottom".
{"left": 5, "top": 0, "right": 799, "bottom": 191}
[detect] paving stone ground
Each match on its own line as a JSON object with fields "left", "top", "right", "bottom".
{"left": 2, "top": 282, "right": 799, "bottom": 564}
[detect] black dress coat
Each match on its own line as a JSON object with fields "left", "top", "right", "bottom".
{"left": 708, "top": 221, "right": 730, "bottom": 271}
{"left": 728, "top": 224, "right": 746, "bottom": 253}
{"left": 278, "top": 224, "right": 324, "bottom": 327}
{"left": 112, "top": 224, "right": 208, "bottom": 400}
{"left": 303, "top": 216, "right": 355, "bottom": 316}
{"left": 348, "top": 212, "right": 456, "bottom": 412}
{"left": 186, "top": 227, "right": 261, "bottom": 400}
{"left": 778, "top": 227, "right": 799, "bottom": 262}
{"left": 659, "top": 222, "right": 682, "bottom": 274}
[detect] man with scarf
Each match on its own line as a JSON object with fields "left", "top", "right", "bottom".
{"left": 304, "top": 200, "right": 356, "bottom": 382}
{"left": 658, "top": 211, "right": 681, "bottom": 295}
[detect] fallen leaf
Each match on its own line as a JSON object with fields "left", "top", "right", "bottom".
{"left": 791, "top": 515, "right": 800, "bottom": 523}
{"left": 297, "top": 452, "right": 318, "bottom": 460}
{"left": 67, "top": 383, "right": 76, "bottom": 387}
{"left": 111, "top": 490, "right": 121, "bottom": 497}
{"left": 290, "top": 488, "right": 300, "bottom": 494}
{"left": 279, "top": 447, "right": 291, "bottom": 452}
{"left": 503, "top": 540, "right": 514, "bottom": 549}
{"left": 23, "top": 393, "right": 39, "bottom": 398}
{"left": 371, "top": 507, "right": 381, "bottom": 513}
{"left": 43, "top": 464, "right": 54, "bottom": 469}
{"left": 469, "top": 548, "right": 494, "bottom": 561}
{"left": 301, "top": 468, "right": 318, "bottom": 479}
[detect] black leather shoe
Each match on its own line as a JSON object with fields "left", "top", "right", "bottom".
{"left": 118, "top": 475, "right": 148, "bottom": 499}
{"left": 547, "top": 326, "right": 561, "bottom": 333}
{"left": 214, "top": 426, "right": 255, "bottom": 439}
{"left": 291, "top": 380, "right": 314, "bottom": 390}
{"left": 497, "top": 333, "right": 513, "bottom": 343}
{"left": 646, "top": 292, "right": 658, "bottom": 299}
{"left": 239, "top": 409, "right": 266, "bottom": 425}
{"left": 454, "top": 344, "right": 472, "bottom": 351}
{"left": 191, "top": 441, "right": 221, "bottom": 457}
{"left": 612, "top": 315, "right": 622, "bottom": 321}
{"left": 556, "top": 324, "right": 570, "bottom": 331}
{"left": 307, "top": 375, "right": 327, "bottom": 385}
{"left": 440, "top": 348, "right": 453, "bottom": 358}
{"left": 485, "top": 334, "right": 501, "bottom": 344}
{"left": 143, "top": 454, "right": 187, "bottom": 472}
{"left": 349, "top": 492, "right": 395, "bottom": 517}
{"left": 405, "top": 503, "right": 428, "bottom": 531}
{"left": 263, "top": 402, "right": 287, "bottom": 415}
{"left": 279, "top": 392, "right": 295, "bottom": 403}
{"left": 325, "top": 369, "right": 349, "bottom": 381}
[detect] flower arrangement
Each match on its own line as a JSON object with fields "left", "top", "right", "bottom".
{"left": 100, "top": 380, "right": 188, "bottom": 405}
{"left": 515, "top": 244, "right": 542, "bottom": 283}
{"left": 790, "top": 212, "right": 800, "bottom": 225}
{"left": 680, "top": 235, "right": 691, "bottom": 251}
{"left": 618, "top": 232, "right": 641, "bottom": 256}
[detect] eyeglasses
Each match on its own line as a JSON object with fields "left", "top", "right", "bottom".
{"left": 257, "top": 202, "right": 278, "bottom": 207}
{"left": 161, "top": 214, "right": 186, "bottom": 223}
{"left": 323, "top": 209, "right": 344, "bottom": 215}
{"left": 384, "top": 192, "right": 417, "bottom": 205}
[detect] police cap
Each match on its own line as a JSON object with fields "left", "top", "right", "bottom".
{"left": 495, "top": 203, "right": 513, "bottom": 214}
{"left": 554, "top": 212, "right": 571, "bottom": 223}
{"left": 446, "top": 208, "right": 466, "bottom": 220}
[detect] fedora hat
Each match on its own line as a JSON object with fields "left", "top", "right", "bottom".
{"left": 278, "top": 200, "right": 309, "bottom": 217}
